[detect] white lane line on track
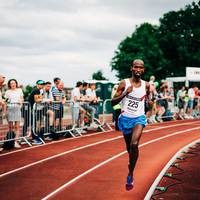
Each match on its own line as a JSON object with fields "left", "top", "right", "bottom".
{"left": 144, "top": 138, "right": 200, "bottom": 200}
{"left": 0, "top": 136, "right": 122, "bottom": 178}
{"left": 0, "top": 120, "right": 198, "bottom": 157}
{"left": 0, "top": 130, "right": 114, "bottom": 157}
{"left": 41, "top": 126, "right": 200, "bottom": 200}
{"left": 0, "top": 121, "right": 199, "bottom": 178}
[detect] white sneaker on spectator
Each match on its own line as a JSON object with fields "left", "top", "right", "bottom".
{"left": 90, "top": 122, "right": 98, "bottom": 128}
{"left": 45, "top": 137, "right": 53, "bottom": 141}
{"left": 72, "top": 124, "right": 77, "bottom": 129}
{"left": 14, "top": 141, "right": 21, "bottom": 148}
{"left": 150, "top": 115, "right": 157, "bottom": 123}
{"left": 184, "top": 114, "right": 190, "bottom": 119}
{"left": 156, "top": 117, "right": 163, "bottom": 123}
{"left": 81, "top": 122, "right": 85, "bottom": 128}
{"left": 81, "top": 130, "right": 87, "bottom": 134}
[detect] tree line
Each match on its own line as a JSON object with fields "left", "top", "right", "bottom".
{"left": 111, "top": 1, "right": 200, "bottom": 82}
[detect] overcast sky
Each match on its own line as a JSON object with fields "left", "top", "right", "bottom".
{"left": 0, "top": 0, "right": 195, "bottom": 87}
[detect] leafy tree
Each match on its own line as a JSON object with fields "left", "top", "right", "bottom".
{"left": 23, "top": 85, "right": 33, "bottom": 101}
{"left": 158, "top": 1, "right": 200, "bottom": 77}
{"left": 111, "top": 1, "right": 200, "bottom": 81}
{"left": 92, "top": 70, "right": 108, "bottom": 80}
{"left": 111, "top": 23, "right": 168, "bottom": 81}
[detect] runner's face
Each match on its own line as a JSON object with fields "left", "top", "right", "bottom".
{"left": 131, "top": 64, "right": 144, "bottom": 79}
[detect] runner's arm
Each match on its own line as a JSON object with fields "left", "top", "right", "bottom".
{"left": 111, "top": 80, "right": 132, "bottom": 106}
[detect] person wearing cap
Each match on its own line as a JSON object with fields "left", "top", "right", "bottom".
{"left": 28, "top": 80, "right": 45, "bottom": 145}
{"left": 111, "top": 59, "right": 150, "bottom": 190}
{"left": 28, "top": 80, "right": 45, "bottom": 108}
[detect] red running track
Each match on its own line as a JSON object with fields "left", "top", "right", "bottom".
{"left": 0, "top": 119, "right": 200, "bottom": 200}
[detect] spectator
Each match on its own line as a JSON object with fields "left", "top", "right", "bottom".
{"left": 187, "top": 86, "right": 195, "bottom": 118}
{"left": 0, "top": 74, "right": 6, "bottom": 124}
{"left": 193, "top": 86, "right": 199, "bottom": 116}
{"left": 183, "top": 87, "right": 189, "bottom": 118}
{"left": 158, "top": 84, "right": 174, "bottom": 121}
{"left": 42, "top": 82, "right": 54, "bottom": 132}
{"left": 147, "top": 76, "right": 158, "bottom": 123}
{"left": 149, "top": 75, "right": 155, "bottom": 85}
{"left": 176, "top": 86, "right": 186, "bottom": 119}
{"left": 70, "top": 82, "right": 86, "bottom": 130}
{"left": 87, "top": 83, "right": 99, "bottom": 118}
{"left": 168, "top": 87, "right": 175, "bottom": 110}
{"left": 28, "top": 80, "right": 45, "bottom": 145}
{"left": 5, "top": 79, "right": 24, "bottom": 148}
{"left": 81, "top": 82, "right": 97, "bottom": 127}
{"left": 52, "top": 82, "right": 66, "bottom": 131}
{"left": 51, "top": 77, "right": 61, "bottom": 92}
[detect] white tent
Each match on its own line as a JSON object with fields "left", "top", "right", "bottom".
{"left": 166, "top": 67, "right": 200, "bottom": 88}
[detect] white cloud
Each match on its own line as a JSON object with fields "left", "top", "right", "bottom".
{"left": 0, "top": 0, "right": 195, "bottom": 87}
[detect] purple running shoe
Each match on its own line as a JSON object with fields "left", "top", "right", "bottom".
{"left": 126, "top": 175, "right": 134, "bottom": 191}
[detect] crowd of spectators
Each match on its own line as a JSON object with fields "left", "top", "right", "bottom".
{"left": 0, "top": 73, "right": 200, "bottom": 151}
{"left": 0, "top": 75, "right": 100, "bottom": 149}
{"left": 146, "top": 76, "right": 200, "bottom": 124}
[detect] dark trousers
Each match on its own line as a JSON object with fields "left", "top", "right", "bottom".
{"left": 113, "top": 109, "right": 121, "bottom": 130}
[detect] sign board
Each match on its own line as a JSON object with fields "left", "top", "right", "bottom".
{"left": 186, "top": 67, "right": 200, "bottom": 81}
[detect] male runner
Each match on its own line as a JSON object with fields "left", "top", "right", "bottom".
{"left": 111, "top": 59, "right": 150, "bottom": 190}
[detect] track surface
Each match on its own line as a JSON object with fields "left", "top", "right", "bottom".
{"left": 0, "top": 119, "right": 200, "bottom": 200}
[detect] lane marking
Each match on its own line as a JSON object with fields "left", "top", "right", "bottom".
{"left": 0, "top": 120, "right": 198, "bottom": 157}
{"left": 0, "top": 130, "right": 114, "bottom": 157}
{"left": 0, "top": 136, "right": 123, "bottom": 178}
{"left": 144, "top": 138, "right": 200, "bottom": 200}
{"left": 0, "top": 121, "right": 199, "bottom": 178}
{"left": 42, "top": 126, "right": 200, "bottom": 200}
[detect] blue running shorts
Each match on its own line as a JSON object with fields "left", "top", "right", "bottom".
{"left": 118, "top": 114, "right": 147, "bottom": 135}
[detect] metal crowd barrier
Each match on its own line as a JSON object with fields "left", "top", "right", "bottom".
{"left": 0, "top": 102, "right": 32, "bottom": 147}
{"left": 3, "top": 95, "right": 198, "bottom": 148}
{"left": 31, "top": 96, "right": 200, "bottom": 143}
{"left": 102, "top": 99, "right": 114, "bottom": 130}
{"left": 78, "top": 99, "right": 108, "bottom": 132}
{"left": 147, "top": 96, "right": 200, "bottom": 123}
{"left": 32, "top": 101, "right": 74, "bottom": 142}
{"left": 32, "top": 100, "right": 110, "bottom": 143}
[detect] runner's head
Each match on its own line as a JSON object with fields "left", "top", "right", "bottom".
{"left": 131, "top": 59, "right": 145, "bottom": 79}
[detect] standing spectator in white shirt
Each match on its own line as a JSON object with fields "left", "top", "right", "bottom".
{"left": 71, "top": 81, "right": 86, "bottom": 129}
{"left": 5, "top": 79, "right": 24, "bottom": 148}
{"left": 188, "top": 85, "right": 195, "bottom": 118}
